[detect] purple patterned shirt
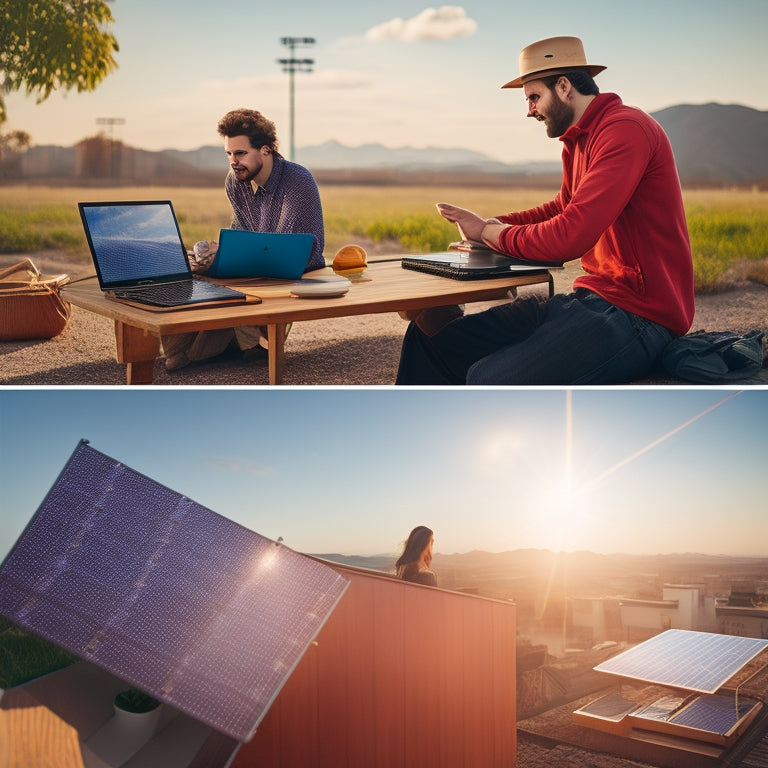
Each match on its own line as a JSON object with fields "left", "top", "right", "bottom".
{"left": 224, "top": 153, "right": 325, "bottom": 271}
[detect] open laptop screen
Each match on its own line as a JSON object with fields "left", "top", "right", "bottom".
{"left": 79, "top": 201, "right": 192, "bottom": 289}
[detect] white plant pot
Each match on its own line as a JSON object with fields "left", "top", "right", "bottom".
{"left": 112, "top": 702, "right": 162, "bottom": 743}
{"left": 86, "top": 701, "right": 163, "bottom": 765}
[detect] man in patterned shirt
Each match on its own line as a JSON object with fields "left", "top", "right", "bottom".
{"left": 219, "top": 109, "right": 325, "bottom": 269}
{"left": 163, "top": 108, "right": 325, "bottom": 371}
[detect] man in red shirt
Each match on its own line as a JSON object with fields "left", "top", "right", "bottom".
{"left": 396, "top": 36, "right": 694, "bottom": 385}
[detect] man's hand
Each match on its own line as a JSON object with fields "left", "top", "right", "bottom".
{"left": 189, "top": 240, "right": 218, "bottom": 273}
{"left": 436, "top": 203, "right": 508, "bottom": 250}
{"left": 436, "top": 203, "right": 488, "bottom": 242}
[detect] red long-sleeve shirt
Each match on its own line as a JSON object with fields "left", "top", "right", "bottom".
{"left": 496, "top": 93, "right": 694, "bottom": 336}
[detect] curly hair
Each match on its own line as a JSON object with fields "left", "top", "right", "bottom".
{"left": 217, "top": 109, "right": 279, "bottom": 152}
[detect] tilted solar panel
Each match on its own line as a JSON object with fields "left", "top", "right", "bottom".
{"left": 594, "top": 629, "right": 768, "bottom": 693}
{"left": 0, "top": 440, "right": 349, "bottom": 742}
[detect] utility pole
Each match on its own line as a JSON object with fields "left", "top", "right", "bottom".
{"left": 277, "top": 37, "right": 315, "bottom": 162}
{"left": 95, "top": 117, "right": 125, "bottom": 177}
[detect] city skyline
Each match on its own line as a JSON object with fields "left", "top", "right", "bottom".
{"left": 3, "top": 1, "right": 767, "bottom": 165}
{"left": 1, "top": 388, "right": 766, "bottom": 561}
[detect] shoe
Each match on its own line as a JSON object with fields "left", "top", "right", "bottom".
{"left": 165, "top": 352, "right": 191, "bottom": 371}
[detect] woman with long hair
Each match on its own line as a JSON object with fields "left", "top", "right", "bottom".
{"left": 395, "top": 526, "right": 437, "bottom": 586}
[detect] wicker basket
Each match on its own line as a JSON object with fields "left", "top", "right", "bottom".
{"left": 0, "top": 258, "right": 72, "bottom": 341}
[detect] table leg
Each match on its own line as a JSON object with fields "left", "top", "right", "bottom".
{"left": 114, "top": 321, "right": 160, "bottom": 385}
{"left": 266, "top": 323, "right": 287, "bottom": 385}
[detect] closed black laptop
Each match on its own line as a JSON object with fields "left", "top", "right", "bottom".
{"left": 401, "top": 251, "right": 553, "bottom": 280}
{"left": 78, "top": 200, "right": 246, "bottom": 307}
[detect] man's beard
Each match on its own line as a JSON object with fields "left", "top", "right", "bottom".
{"left": 544, "top": 97, "right": 575, "bottom": 138}
{"left": 233, "top": 159, "right": 263, "bottom": 182}
{"left": 234, "top": 167, "right": 256, "bottom": 182}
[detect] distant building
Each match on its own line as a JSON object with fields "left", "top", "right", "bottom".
{"left": 717, "top": 605, "right": 768, "bottom": 638}
{"left": 569, "top": 595, "right": 622, "bottom": 645}
{"left": 569, "top": 585, "right": 725, "bottom": 645}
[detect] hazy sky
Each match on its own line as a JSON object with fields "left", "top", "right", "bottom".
{"left": 4, "top": 0, "right": 767, "bottom": 163}
{"left": 1, "top": 388, "right": 766, "bottom": 561}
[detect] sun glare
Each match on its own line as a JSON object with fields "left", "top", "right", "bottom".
{"left": 539, "top": 477, "right": 591, "bottom": 550}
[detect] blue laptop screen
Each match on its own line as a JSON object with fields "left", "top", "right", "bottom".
{"left": 80, "top": 201, "right": 191, "bottom": 286}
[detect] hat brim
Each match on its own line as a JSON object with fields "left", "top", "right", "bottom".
{"left": 501, "top": 64, "right": 606, "bottom": 89}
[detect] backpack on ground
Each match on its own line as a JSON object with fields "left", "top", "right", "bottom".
{"left": 661, "top": 330, "right": 764, "bottom": 383}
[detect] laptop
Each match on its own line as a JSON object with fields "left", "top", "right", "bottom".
{"left": 401, "top": 250, "right": 558, "bottom": 280}
{"left": 78, "top": 200, "right": 248, "bottom": 308}
{"left": 206, "top": 229, "right": 315, "bottom": 280}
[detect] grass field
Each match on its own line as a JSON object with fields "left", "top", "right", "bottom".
{"left": 1, "top": 184, "right": 766, "bottom": 292}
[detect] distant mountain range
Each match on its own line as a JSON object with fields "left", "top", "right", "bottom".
{"left": 316, "top": 548, "right": 768, "bottom": 575}
{"left": 8, "top": 103, "right": 768, "bottom": 187}
{"left": 652, "top": 103, "right": 768, "bottom": 185}
{"left": 138, "top": 140, "right": 561, "bottom": 180}
{"left": 314, "top": 548, "right": 768, "bottom": 602}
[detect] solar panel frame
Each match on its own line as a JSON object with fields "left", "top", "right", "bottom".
{"left": 0, "top": 440, "right": 350, "bottom": 742}
{"left": 593, "top": 629, "right": 768, "bottom": 693}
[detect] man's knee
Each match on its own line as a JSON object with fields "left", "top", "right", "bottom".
{"left": 465, "top": 355, "right": 498, "bottom": 385}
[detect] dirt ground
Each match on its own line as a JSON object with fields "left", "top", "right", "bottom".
{"left": 1, "top": 251, "right": 766, "bottom": 386}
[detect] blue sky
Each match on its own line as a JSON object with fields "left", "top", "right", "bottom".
{"left": 4, "top": 0, "right": 768, "bottom": 163}
{"left": 1, "top": 388, "right": 766, "bottom": 560}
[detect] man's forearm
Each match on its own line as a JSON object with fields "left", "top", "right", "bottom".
{"left": 480, "top": 221, "right": 508, "bottom": 250}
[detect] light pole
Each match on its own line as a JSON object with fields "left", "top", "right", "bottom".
{"left": 277, "top": 37, "right": 315, "bottom": 162}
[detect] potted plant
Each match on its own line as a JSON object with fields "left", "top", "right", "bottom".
{"left": 114, "top": 687, "right": 161, "bottom": 715}
{"left": 87, "top": 685, "right": 164, "bottom": 763}
{"left": 111, "top": 686, "right": 163, "bottom": 746}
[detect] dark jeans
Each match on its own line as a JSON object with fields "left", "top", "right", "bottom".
{"left": 395, "top": 289, "right": 674, "bottom": 385}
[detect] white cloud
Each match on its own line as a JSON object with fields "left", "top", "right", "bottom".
{"left": 366, "top": 6, "right": 477, "bottom": 43}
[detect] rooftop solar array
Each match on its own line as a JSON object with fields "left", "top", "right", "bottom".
{"left": 0, "top": 440, "right": 349, "bottom": 742}
{"left": 594, "top": 629, "right": 768, "bottom": 693}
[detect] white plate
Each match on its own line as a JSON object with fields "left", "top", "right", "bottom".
{"left": 290, "top": 277, "right": 351, "bottom": 298}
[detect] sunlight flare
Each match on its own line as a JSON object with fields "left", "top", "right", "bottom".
{"left": 583, "top": 391, "right": 743, "bottom": 492}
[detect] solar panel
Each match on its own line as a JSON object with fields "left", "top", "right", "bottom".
{"left": 576, "top": 690, "right": 639, "bottom": 721}
{"left": 594, "top": 629, "right": 768, "bottom": 693}
{"left": 632, "top": 695, "right": 686, "bottom": 723}
{"left": 670, "top": 694, "right": 758, "bottom": 736}
{"left": 0, "top": 440, "right": 349, "bottom": 742}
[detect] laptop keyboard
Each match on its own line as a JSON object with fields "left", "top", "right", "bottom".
{"left": 113, "top": 279, "right": 244, "bottom": 307}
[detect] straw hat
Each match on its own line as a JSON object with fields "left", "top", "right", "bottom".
{"left": 502, "top": 36, "right": 605, "bottom": 89}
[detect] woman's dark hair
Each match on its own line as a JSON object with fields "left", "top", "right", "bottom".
{"left": 540, "top": 70, "right": 599, "bottom": 96}
{"left": 395, "top": 525, "right": 433, "bottom": 578}
{"left": 217, "top": 108, "right": 279, "bottom": 152}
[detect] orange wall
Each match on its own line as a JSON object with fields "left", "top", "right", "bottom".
{"left": 234, "top": 562, "right": 516, "bottom": 768}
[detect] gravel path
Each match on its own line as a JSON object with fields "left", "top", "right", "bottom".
{"left": 2, "top": 252, "right": 766, "bottom": 386}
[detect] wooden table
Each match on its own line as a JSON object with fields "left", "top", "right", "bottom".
{"left": 62, "top": 261, "right": 554, "bottom": 385}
